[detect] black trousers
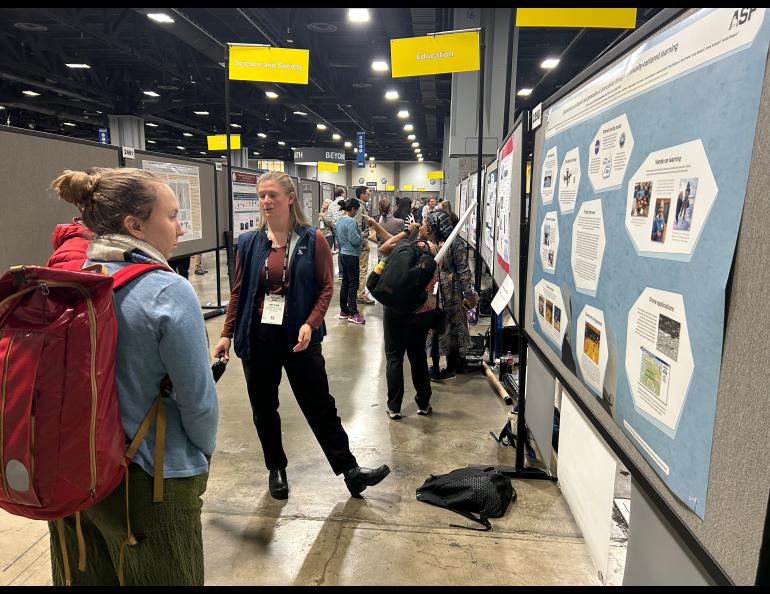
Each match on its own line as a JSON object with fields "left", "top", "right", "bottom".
{"left": 242, "top": 323, "right": 357, "bottom": 475}
{"left": 384, "top": 308, "right": 434, "bottom": 412}
{"left": 340, "top": 254, "right": 359, "bottom": 315}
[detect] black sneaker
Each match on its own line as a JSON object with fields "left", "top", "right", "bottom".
{"left": 429, "top": 368, "right": 442, "bottom": 382}
{"left": 386, "top": 409, "right": 402, "bottom": 420}
{"left": 416, "top": 405, "right": 433, "bottom": 416}
{"left": 433, "top": 369, "right": 456, "bottom": 382}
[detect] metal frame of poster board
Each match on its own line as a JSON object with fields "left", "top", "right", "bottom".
{"left": 479, "top": 159, "right": 497, "bottom": 272}
{"left": 0, "top": 126, "right": 122, "bottom": 272}
{"left": 522, "top": 8, "right": 770, "bottom": 585}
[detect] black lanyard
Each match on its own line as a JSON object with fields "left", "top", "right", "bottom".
{"left": 265, "top": 235, "right": 291, "bottom": 290}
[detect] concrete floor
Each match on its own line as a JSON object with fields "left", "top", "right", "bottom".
{"left": 0, "top": 250, "right": 599, "bottom": 586}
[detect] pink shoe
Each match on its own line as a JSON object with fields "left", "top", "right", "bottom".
{"left": 348, "top": 313, "right": 366, "bottom": 324}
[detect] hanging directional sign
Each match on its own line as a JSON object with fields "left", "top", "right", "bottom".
{"left": 391, "top": 31, "right": 480, "bottom": 78}
{"left": 516, "top": 8, "right": 637, "bottom": 29}
{"left": 229, "top": 44, "right": 310, "bottom": 84}
{"left": 207, "top": 134, "right": 241, "bottom": 150}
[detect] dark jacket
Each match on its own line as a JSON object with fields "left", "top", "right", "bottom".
{"left": 233, "top": 225, "right": 326, "bottom": 360}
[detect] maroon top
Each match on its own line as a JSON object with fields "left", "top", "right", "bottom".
{"left": 222, "top": 229, "right": 333, "bottom": 338}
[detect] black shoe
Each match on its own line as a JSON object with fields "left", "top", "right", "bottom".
{"left": 343, "top": 464, "right": 391, "bottom": 498}
{"left": 268, "top": 469, "right": 289, "bottom": 500}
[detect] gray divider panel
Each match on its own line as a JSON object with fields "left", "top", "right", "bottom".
{"left": 320, "top": 182, "right": 334, "bottom": 210}
{"left": 134, "top": 151, "right": 218, "bottom": 257}
{"left": 0, "top": 127, "right": 121, "bottom": 272}
{"left": 525, "top": 9, "right": 770, "bottom": 584}
{"left": 525, "top": 346, "right": 557, "bottom": 474}
{"left": 299, "top": 179, "right": 320, "bottom": 227}
{"left": 215, "top": 165, "right": 230, "bottom": 247}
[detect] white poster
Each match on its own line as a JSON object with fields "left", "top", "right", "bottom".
{"left": 571, "top": 200, "right": 605, "bottom": 296}
{"left": 496, "top": 152, "right": 512, "bottom": 273}
{"left": 558, "top": 147, "right": 581, "bottom": 214}
{"left": 540, "top": 211, "right": 559, "bottom": 274}
{"left": 232, "top": 171, "right": 260, "bottom": 240}
{"left": 468, "top": 172, "right": 478, "bottom": 247}
{"left": 577, "top": 305, "right": 610, "bottom": 398}
{"left": 483, "top": 169, "right": 497, "bottom": 253}
{"left": 625, "top": 140, "right": 717, "bottom": 261}
{"left": 143, "top": 160, "right": 202, "bottom": 242}
{"left": 533, "top": 279, "right": 568, "bottom": 348}
{"left": 625, "top": 288, "right": 693, "bottom": 437}
{"left": 587, "top": 114, "right": 634, "bottom": 192}
{"left": 540, "top": 146, "right": 558, "bottom": 204}
{"left": 459, "top": 179, "right": 469, "bottom": 241}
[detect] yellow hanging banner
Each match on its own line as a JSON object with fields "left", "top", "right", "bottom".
{"left": 516, "top": 8, "right": 637, "bottom": 29}
{"left": 207, "top": 134, "right": 241, "bottom": 151}
{"left": 417, "top": 187, "right": 427, "bottom": 192}
{"left": 318, "top": 161, "right": 339, "bottom": 173}
{"left": 385, "top": 184, "right": 395, "bottom": 191}
{"left": 403, "top": 184, "right": 414, "bottom": 191}
{"left": 229, "top": 45, "right": 310, "bottom": 84}
{"left": 427, "top": 171, "right": 444, "bottom": 180}
{"left": 391, "top": 31, "right": 480, "bottom": 78}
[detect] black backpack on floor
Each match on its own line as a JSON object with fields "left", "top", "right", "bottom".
{"left": 416, "top": 466, "right": 516, "bottom": 531}
{"left": 367, "top": 235, "right": 436, "bottom": 314}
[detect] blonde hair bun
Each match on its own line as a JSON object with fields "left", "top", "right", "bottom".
{"left": 51, "top": 169, "right": 99, "bottom": 209}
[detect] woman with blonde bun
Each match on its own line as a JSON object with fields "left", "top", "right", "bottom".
{"left": 47, "top": 168, "right": 218, "bottom": 586}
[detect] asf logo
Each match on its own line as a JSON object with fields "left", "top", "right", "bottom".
{"left": 730, "top": 8, "right": 757, "bottom": 30}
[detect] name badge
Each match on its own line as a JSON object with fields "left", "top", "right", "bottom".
{"left": 261, "top": 294, "right": 286, "bottom": 325}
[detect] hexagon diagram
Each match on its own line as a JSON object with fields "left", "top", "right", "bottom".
{"left": 588, "top": 113, "right": 634, "bottom": 192}
{"left": 625, "top": 288, "right": 693, "bottom": 437}
{"left": 540, "top": 211, "right": 559, "bottom": 274}
{"left": 534, "top": 279, "right": 568, "bottom": 349}
{"left": 558, "top": 147, "right": 581, "bottom": 214}
{"left": 571, "top": 199, "right": 605, "bottom": 296}
{"left": 540, "top": 146, "right": 558, "bottom": 204}
{"left": 625, "top": 139, "right": 717, "bottom": 261}
{"left": 577, "top": 305, "right": 609, "bottom": 398}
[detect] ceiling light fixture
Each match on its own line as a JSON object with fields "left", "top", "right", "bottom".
{"left": 354, "top": 148, "right": 358, "bottom": 153}
{"left": 348, "top": 9, "right": 370, "bottom": 23}
{"left": 145, "top": 122, "right": 158, "bottom": 127}
{"left": 418, "top": 157, "right": 424, "bottom": 162}
{"left": 278, "top": 141, "right": 286, "bottom": 146}
{"left": 541, "top": 57, "right": 560, "bottom": 69}
{"left": 371, "top": 60, "right": 389, "bottom": 72}
{"left": 65, "top": 63, "right": 91, "bottom": 69}
{"left": 183, "top": 132, "right": 193, "bottom": 137}
{"left": 403, "top": 124, "right": 414, "bottom": 131}
{"left": 517, "top": 88, "right": 533, "bottom": 97}
{"left": 62, "top": 122, "right": 76, "bottom": 127}
{"left": 22, "top": 90, "right": 41, "bottom": 97}
{"left": 265, "top": 91, "right": 278, "bottom": 99}
{"left": 193, "top": 110, "right": 210, "bottom": 115}
{"left": 407, "top": 134, "right": 416, "bottom": 140}
{"left": 253, "top": 151, "right": 260, "bottom": 155}
{"left": 200, "top": 151, "right": 207, "bottom": 155}
{"left": 146, "top": 140, "right": 157, "bottom": 144}
{"left": 384, "top": 90, "right": 399, "bottom": 101}
{"left": 231, "top": 123, "right": 241, "bottom": 128}
{"left": 293, "top": 111, "right": 307, "bottom": 116}
{"left": 316, "top": 123, "right": 327, "bottom": 130}
{"left": 176, "top": 146, "right": 185, "bottom": 150}
{"left": 411, "top": 142, "right": 419, "bottom": 148}
{"left": 332, "top": 133, "right": 341, "bottom": 140}
{"left": 143, "top": 90, "right": 160, "bottom": 98}
{"left": 369, "top": 156, "right": 375, "bottom": 161}
{"left": 397, "top": 110, "right": 409, "bottom": 119}
{"left": 147, "top": 13, "right": 175, "bottom": 24}
{"left": 258, "top": 132, "right": 267, "bottom": 138}
{"left": 344, "top": 141, "right": 352, "bottom": 148}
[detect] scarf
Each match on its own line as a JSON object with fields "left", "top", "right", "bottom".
{"left": 86, "top": 234, "right": 171, "bottom": 268}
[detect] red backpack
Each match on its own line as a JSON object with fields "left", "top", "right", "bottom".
{"left": 0, "top": 263, "right": 170, "bottom": 524}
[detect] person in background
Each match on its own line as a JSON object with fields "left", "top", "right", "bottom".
{"left": 213, "top": 172, "right": 388, "bottom": 501}
{"left": 354, "top": 186, "right": 376, "bottom": 305}
{"left": 335, "top": 198, "right": 366, "bottom": 324}
{"left": 412, "top": 198, "right": 424, "bottom": 225}
{"left": 191, "top": 253, "right": 208, "bottom": 275}
{"left": 440, "top": 199, "right": 459, "bottom": 227}
{"left": 320, "top": 197, "right": 335, "bottom": 251}
{"left": 169, "top": 255, "right": 191, "bottom": 279}
{"left": 375, "top": 197, "right": 405, "bottom": 258}
{"left": 325, "top": 188, "right": 347, "bottom": 278}
{"left": 394, "top": 196, "right": 415, "bottom": 227}
{"left": 367, "top": 212, "right": 444, "bottom": 419}
{"left": 429, "top": 212, "right": 480, "bottom": 381}
{"left": 421, "top": 196, "right": 437, "bottom": 223}
{"left": 49, "top": 167, "right": 218, "bottom": 586}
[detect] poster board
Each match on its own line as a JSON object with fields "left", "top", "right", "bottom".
{"left": 136, "top": 151, "right": 217, "bottom": 256}
{"left": 467, "top": 171, "right": 479, "bottom": 249}
{"left": 0, "top": 127, "right": 121, "bottom": 272}
{"left": 480, "top": 160, "right": 497, "bottom": 270}
{"left": 458, "top": 175, "right": 469, "bottom": 242}
{"left": 525, "top": 8, "right": 770, "bottom": 584}
{"left": 299, "top": 179, "right": 320, "bottom": 227}
{"left": 231, "top": 168, "right": 260, "bottom": 241}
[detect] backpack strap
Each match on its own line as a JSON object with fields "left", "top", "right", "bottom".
{"left": 447, "top": 509, "right": 493, "bottom": 532}
{"left": 112, "top": 263, "right": 170, "bottom": 290}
